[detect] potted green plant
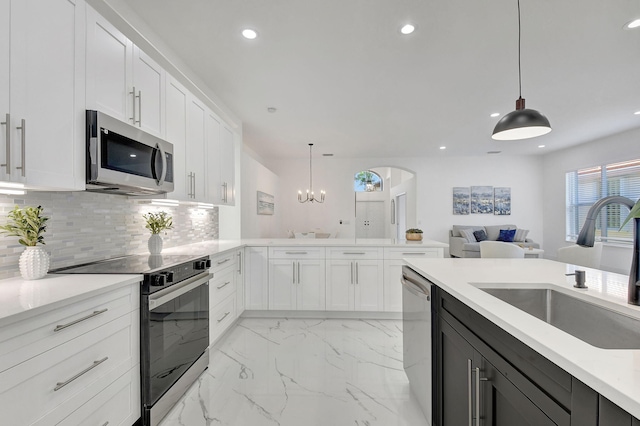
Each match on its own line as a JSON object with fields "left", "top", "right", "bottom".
{"left": 0, "top": 205, "right": 50, "bottom": 280}
{"left": 143, "top": 211, "right": 173, "bottom": 254}
{"left": 406, "top": 228, "right": 423, "bottom": 241}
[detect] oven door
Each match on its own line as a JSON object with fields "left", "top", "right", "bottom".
{"left": 142, "top": 271, "right": 211, "bottom": 408}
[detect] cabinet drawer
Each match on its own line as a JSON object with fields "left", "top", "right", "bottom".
{"left": 57, "top": 366, "right": 140, "bottom": 426}
{"left": 0, "top": 313, "right": 137, "bottom": 426}
{"left": 0, "top": 284, "right": 138, "bottom": 373}
{"left": 384, "top": 247, "right": 442, "bottom": 260}
{"left": 211, "top": 267, "right": 235, "bottom": 305}
{"left": 210, "top": 294, "right": 236, "bottom": 344}
{"left": 269, "top": 246, "right": 325, "bottom": 259}
{"left": 326, "top": 247, "right": 382, "bottom": 259}
{"left": 210, "top": 252, "right": 236, "bottom": 274}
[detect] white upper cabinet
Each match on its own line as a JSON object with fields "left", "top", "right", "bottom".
{"left": 165, "top": 76, "right": 188, "bottom": 200}
{"left": 0, "top": 0, "right": 85, "bottom": 190}
{"left": 220, "top": 125, "right": 236, "bottom": 205}
{"left": 185, "top": 95, "right": 207, "bottom": 201}
{"left": 86, "top": 6, "right": 165, "bottom": 138}
{"left": 86, "top": 6, "right": 132, "bottom": 123}
{"left": 132, "top": 45, "right": 165, "bottom": 137}
{"left": 205, "top": 110, "right": 222, "bottom": 203}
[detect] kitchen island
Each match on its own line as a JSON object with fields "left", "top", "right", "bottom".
{"left": 405, "top": 257, "right": 640, "bottom": 423}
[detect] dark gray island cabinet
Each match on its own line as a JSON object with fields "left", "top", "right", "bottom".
{"left": 433, "top": 286, "right": 640, "bottom": 426}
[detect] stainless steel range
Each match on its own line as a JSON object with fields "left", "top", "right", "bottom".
{"left": 54, "top": 254, "right": 212, "bottom": 426}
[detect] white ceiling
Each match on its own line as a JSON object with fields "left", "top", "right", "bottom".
{"left": 118, "top": 0, "right": 640, "bottom": 159}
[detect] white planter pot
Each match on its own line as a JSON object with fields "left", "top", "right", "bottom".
{"left": 148, "top": 234, "right": 163, "bottom": 255}
{"left": 19, "top": 246, "right": 50, "bottom": 280}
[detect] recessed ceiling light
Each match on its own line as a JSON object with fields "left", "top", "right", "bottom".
{"left": 625, "top": 19, "right": 640, "bottom": 29}
{"left": 130, "top": 154, "right": 137, "bottom": 158}
{"left": 400, "top": 24, "right": 415, "bottom": 35}
{"left": 439, "top": 146, "right": 446, "bottom": 150}
{"left": 242, "top": 29, "right": 257, "bottom": 39}
{"left": 490, "top": 112, "right": 500, "bottom": 118}
{"left": 538, "top": 145, "right": 546, "bottom": 148}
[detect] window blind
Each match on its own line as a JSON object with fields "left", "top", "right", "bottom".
{"left": 566, "top": 159, "right": 640, "bottom": 244}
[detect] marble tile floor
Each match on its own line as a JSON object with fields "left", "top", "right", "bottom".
{"left": 159, "top": 318, "right": 429, "bottom": 426}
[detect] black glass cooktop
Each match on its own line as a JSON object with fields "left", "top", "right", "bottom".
{"left": 52, "top": 254, "right": 206, "bottom": 275}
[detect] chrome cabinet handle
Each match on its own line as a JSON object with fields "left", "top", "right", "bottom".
{"left": 217, "top": 281, "right": 231, "bottom": 290}
{"left": 297, "top": 261, "right": 301, "bottom": 284}
{"left": 101, "top": 422, "right": 109, "bottom": 426}
{"left": 285, "top": 251, "right": 307, "bottom": 255}
{"left": 217, "top": 311, "right": 230, "bottom": 323}
{"left": 54, "top": 308, "right": 108, "bottom": 332}
{"left": 130, "top": 86, "right": 137, "bottom": 123}
{"left": 217, "top": 258, "right": 231, "bottom": 265}
{"left": 468, "top": 359, "right": 473, "bottom": 426}
{"left": 350, "top": 261, "right": 354, "bottom": 284}
{"left": 16, "top": 119, "right": 25, "bottom": 176}
{"left": 137, "top": 90, "right": 142, "bottom": 126}
{"left": 193, "top": 172, "right": 196, "bottom": 197}
{"left": 1, "top": 113, "right": 9, "bottom": 172}
{"left": 54, "top": 357, "right": 108, "bottom": 391}
{"left": 237, "top": 251, "right": 242, "bottom": 274}
{"left": 292, "top": 261, "right": 296, "bottom": 284}
{"left": 343, "top": 252, "right": 365, "bottom": 255}
{"left": 225, "top": 182, "right": 228, "bottom": 203}
{"left": 355, "top": 262, "right": 359, "bottom": 284}
{"left": 475, "top": 366, "right": 488, "bottom": 426}
{"left": 402, "top": 252, "right": 427, "bottom": 255}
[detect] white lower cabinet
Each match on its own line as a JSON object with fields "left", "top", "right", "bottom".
{"left": 326, "top": 259, "right": 383, "bottom": 311}
{"left": 209, "top": 252, "right": 239, "bottom": 344}
{"left": 235, "top": 249, "right": 245, "bottom": 317}
{"left": 210, "top": 293, "right": 236, "bottom": 344}
{"left": 0, "top": 283, "right": 140, "bottom": 426}
{"left": 269, "top": 258, "right": 325, "bottom": 310}
{"left": 244, "top": 247, "right": 269, "bottom": 310}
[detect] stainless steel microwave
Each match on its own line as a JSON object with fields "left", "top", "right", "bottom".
{"left": 86, "top": 110, "right": 174, "bottom": 196}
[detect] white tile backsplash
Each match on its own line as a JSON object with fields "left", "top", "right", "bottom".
{"left": 0, "top": 191, "right": 218, "bottom": 279}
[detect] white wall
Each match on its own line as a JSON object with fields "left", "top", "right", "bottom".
{"left": 266, "top": 155, "right": 544, "bottom": 245}
{"left": 542, "top": 127, "right": 640, "bottom": 273}
{"left": 241, "top": 148, "right": 281, "bottom": 238}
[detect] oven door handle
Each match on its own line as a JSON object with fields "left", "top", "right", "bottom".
{"left": 148, "top": 272, "right": 212, "bottom": 310}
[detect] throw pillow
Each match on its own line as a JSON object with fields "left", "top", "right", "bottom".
{"left": 514, "top": 228, "right": 529, "bottom": 242}
{"left": 473, "top": 229, "right": 488, "bottom": 242}
{"left": 497, "top": 229, "right": 517, "bottom": 242}
{"left": 460, "top": 228, "right": 476, "bottom": 243}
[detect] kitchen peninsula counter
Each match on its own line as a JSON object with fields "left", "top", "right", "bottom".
{"left": 405, "top": 257, "right": 640, "bottom": 419}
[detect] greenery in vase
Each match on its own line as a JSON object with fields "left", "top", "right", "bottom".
{"left": 143, "top": 211, "right": 173, "bottom": 234}
{"left": 406, "top": 228, "right": 423, "bottom": 234}
{"left": 0, "top": 205, "right": 49, "bottom": 246}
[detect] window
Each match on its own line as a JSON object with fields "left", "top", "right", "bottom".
{"left": 566, "top": 159, "right": 640, "bottom": 244}
{"left": 354, "top": 170, "right": 383, "bottom": 192}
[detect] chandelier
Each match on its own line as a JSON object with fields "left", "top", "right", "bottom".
{"left": 298, "top": 143, "right": 325, "bottom": 203}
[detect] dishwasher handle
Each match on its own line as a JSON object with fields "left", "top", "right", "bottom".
{"left": 401, "top": 275, "right": 430, "bottom": 301}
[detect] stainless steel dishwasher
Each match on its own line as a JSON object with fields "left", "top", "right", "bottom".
{"left": 402, "top": 265, "right": 432, "bottom": 425}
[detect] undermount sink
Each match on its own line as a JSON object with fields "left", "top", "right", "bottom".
{"left": 479, "top": 287, "right": 640, "bottom": 349}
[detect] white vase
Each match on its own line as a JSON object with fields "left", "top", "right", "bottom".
{"left": 148, "top": 234, "right": 163, "bottom": 255}
{"left": 19, "top": 246, "right": 50, "bottom": 280}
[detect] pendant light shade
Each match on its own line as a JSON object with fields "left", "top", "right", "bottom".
{"left": 492, "top": 97, "right": 551, "bottom": 140}
{"left": 491, "top": 0, "right": 551, "bottom": 141}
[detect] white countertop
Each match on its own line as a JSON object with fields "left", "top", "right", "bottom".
{"left": 0, "top": 273, "right": 142, "bottom": 326}
{"left": 405, "top": 257, "right": 640, "bottom": 418}
{"left": 160, "top": 238, "right": 448, "bottom": 257}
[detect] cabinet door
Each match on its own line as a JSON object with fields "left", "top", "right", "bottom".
{"left": 244, "top": 247, "right": 268, "bottom": 310}
{"left": 383, "top": 260, "right": 404, "bottom": 312}
{"left": 0, "top": 0, "right": 8, "bottom": 182}
{"left": 165, "top": 76, "right": 188, "bottom": 200}
{"left": 132, "top": 45, "right": 164, "bottom": 137}
{"left": 205, "top": 110, "right": 222, "bottom": 204}
{"left": 482, "top": 360, "right": 559, "bottom": 426}
{"left": 297, "top": 259, "right": 325, "bottom": 310}
{"left": 220, "top": 125, "right": 235, "bottom": 205}
{"left": 439, "top": 319, "right": 479, "bottom": 426}
{"left": 10, "top": 0, "right": 84, "bottom": 189}
{"left": 269, "top": 259, "right": 296, "bottom": 310}
{"left": 186, "top": 95, "right": 206, "bottom": 201}
{"left": 86, "top": 5, "right": 133, "bottom": 123}
{"left": 354, "top": 260, "right": 383, "bottom": 311}
{"left": 325, "top": 260, "right": 353, "bottom": 311}
{"left": 235, "top": 249, "right": 245, "bottom": 316}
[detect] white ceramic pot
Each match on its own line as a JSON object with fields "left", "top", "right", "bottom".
{"left": 19, "top": 246, "right": 50, "bottom": 280}
{"left": 148, "top": 234, "right": 163, "bottom": 255}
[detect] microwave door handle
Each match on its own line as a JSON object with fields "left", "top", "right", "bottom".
{"left": 155, "top": 143, "right": 167, "bottom": 186}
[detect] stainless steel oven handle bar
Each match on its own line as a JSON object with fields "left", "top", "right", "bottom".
{"left": 148, "top": 272, "right": 212, "bottom": 310}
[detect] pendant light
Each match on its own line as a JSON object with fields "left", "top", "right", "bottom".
{"left": 492, "top": 0, "right": 551, "bottom": 141}
{"left": 298, "top": 143, "right": 325, "bottom": 203}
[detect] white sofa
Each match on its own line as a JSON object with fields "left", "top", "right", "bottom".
{"left": 449, "top": 224, "right": 539, "bottom": 258}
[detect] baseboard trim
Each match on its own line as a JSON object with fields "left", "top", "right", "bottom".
{"left": 240, "top": 310, "right": 402, "bottom": 320}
